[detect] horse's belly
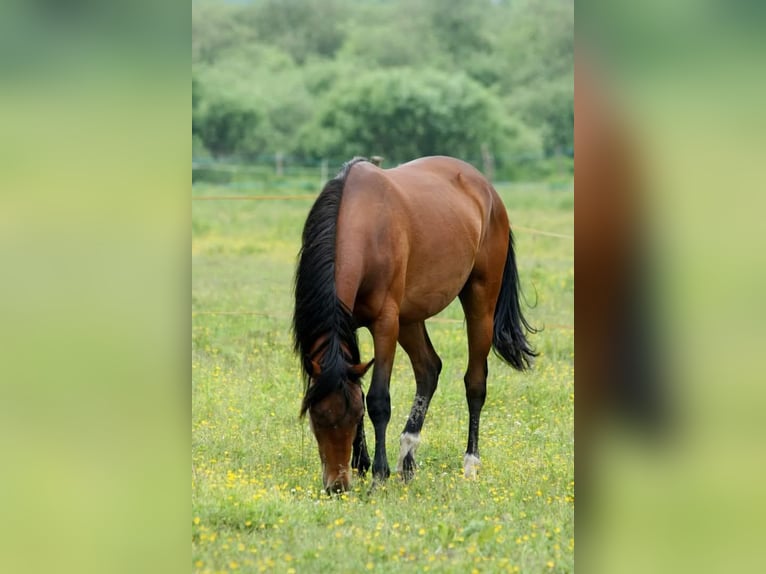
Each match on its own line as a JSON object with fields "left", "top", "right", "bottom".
{"left": 398, "top": 288, "right": 462, "bottom": 322}
{"left": 398, "top": 251, "right": 475, "bottom": 322}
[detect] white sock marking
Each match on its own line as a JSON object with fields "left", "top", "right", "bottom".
{"left": 463, "top": 453, "right": 481, "bottom": 479}
{"left": 396, "top": 432, "right": 421, "bottom": 471}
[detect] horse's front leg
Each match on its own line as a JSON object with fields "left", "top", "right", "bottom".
{"left": 351, "top": 396, "right": 371, "bottom": 477}
{"left": 366, "top": 312, "right": 399, "bottom": 483}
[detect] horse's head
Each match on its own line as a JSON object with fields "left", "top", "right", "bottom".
{"left": 305, "top": 357, "right": 373, "bottom": 493}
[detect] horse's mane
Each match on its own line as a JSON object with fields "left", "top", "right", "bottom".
{"left": 293, "top": 157, "right": 370, "bottom": 416}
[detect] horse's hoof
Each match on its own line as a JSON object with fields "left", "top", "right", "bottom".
{"left": 400, "top": 453, "right": 416, "bottom": 483}
{"left": 397, "top": 432, "right": 421, "bottom": 482}
{"left": 354, "top": 457, "right": 371, "bottom": 478}
{"left": 372, "top": 464, "right": 390, "bottom": 484}
{"left": 463, "top": 453, "right": 481, "bottom": 479}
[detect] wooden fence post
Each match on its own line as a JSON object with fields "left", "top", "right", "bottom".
{"left": 481, "top": 143, "right": 494, "bottom": 183}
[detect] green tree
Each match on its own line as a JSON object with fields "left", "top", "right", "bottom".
{"left": 253, "top": 0, "right": 348, "bottom": 64}
{"left": 495, "top": 0, "right": 574, "bottom": 156}
{"left": 300, "top": 69, "right": 510, "bottom": 162}
{"left": 422, "top": 0, "right": 493, "bottom": 63}
{"left": 196, "top": 96, "right": 269, "bottom": 159}
{"left": 533, "top": 82, "right": 574, "bottom": 155}
{"left": 192, "top": 2, "right": 256, "bottom": 65}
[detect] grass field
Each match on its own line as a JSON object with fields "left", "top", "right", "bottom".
{"left": 192, "top": 175, "right": 574, "bottom": 573}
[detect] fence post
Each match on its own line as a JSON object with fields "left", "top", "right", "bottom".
{"left": 275, "top": 152, "right": 284, "bottom": 176}
{"left": 320, "top": 159, "right": 328, "bottom": 184}
{"left": 481, "top": 143, "right": 494, "bottom": 183}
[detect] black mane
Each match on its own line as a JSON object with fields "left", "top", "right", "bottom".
{"left": 293, "top": 157, "right": 370, "bottom": 416}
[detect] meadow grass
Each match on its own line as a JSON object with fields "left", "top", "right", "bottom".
{"left": 192, "top": 180, "right": 573, "bottom": 573}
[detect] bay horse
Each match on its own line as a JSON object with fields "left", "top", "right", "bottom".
{"left": 293, "top": 156, "right": 536, "bottom": 493}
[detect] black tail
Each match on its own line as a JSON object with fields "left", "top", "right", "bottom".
{"left": 492, "top": 230, "right": 537, "bottom": 370}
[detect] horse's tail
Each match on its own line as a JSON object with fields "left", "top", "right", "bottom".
{"left": 492, "top": 230, "right": 537, "bottom": 370}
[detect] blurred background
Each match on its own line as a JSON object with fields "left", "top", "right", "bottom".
{"left": 192, "top": 0, "right": 573, "bottom": 183}
{"left": 2, "top": 0, "right": 765, "bottom": 572}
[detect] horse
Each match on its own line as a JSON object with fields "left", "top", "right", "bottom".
{"left": 292, "top": 155, "right": 536, "bottom": 493}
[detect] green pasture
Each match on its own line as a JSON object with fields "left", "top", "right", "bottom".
{"left": 192, "top": 177, "right": 574, "bottom": 573}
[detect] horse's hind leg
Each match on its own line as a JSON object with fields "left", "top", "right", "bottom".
{"left": 396, "top": 322, "right": 442, "bottom": 481}
{"left": 459, "top": 279, "right": 497, "bottom": 479}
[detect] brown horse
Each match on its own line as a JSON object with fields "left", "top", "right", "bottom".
{"left": 293, "top": 156, "right": 536, "bottom": 493}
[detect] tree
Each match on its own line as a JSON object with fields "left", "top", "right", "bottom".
{"left": 192, "top": 2, "right": 255, "bottom": 65}
{"left": 196, "top": 96, "right": 269, "bottom": 159}
{"left": 494, "top": 0, "right": 574, "bottom": 158}
{"left": 300, "top": 69, "right": 509, "bottom": 162}
{"left": 421, "top": 0, "right": 493, "bottom": 63}
{"left": 252, "top": 0, "right": 348, "bottom": 64}
{"left": 535, "top": 82, "right": 574, "bottom": 155}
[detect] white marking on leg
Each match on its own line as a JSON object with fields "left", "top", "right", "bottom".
{"left": 463, "top": 453, "right": 481, "bottom": 479}
{"left": 408, "top": 395, "right": 428, "bottom": 424}
{"left": 396, "top": 432, "right": 421, "bottom": 471}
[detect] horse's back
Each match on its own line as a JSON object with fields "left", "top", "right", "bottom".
{"left": 336, "top": 156, "right": 508, "bottom": 324}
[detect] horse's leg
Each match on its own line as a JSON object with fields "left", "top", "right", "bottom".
{"left": 351, "top": 390, "right": 371, "bottom": 477}
{"left": 459, "top": 280, "right": 496, "bottom": 479}
{"left": 396, "top": 321, "right": 442, "bottom": 482}
{"left": 367, "top": 310, "right": 399, "bottom": 482}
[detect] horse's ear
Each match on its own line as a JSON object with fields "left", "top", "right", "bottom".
{"left": 348, "top": 359, "right": 374, "bottom": 380}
